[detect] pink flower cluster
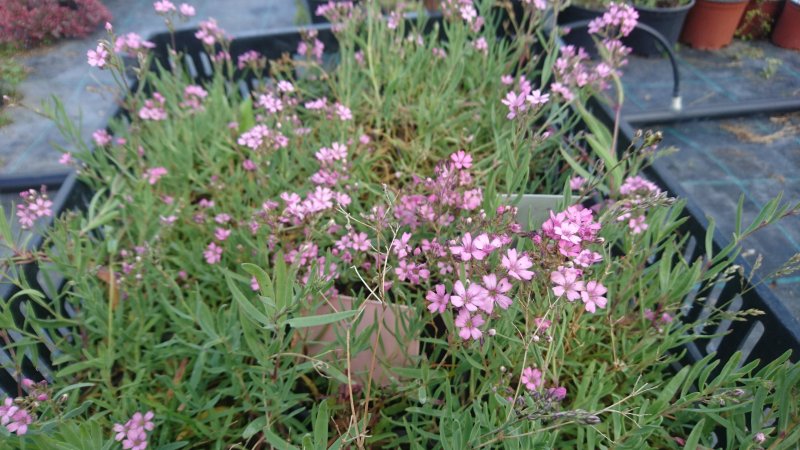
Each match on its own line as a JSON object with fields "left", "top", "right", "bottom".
{"left": 297, "top": 29, "right": 325, "bottom": 63}
{"left": 440, "top": 0, "right": 484, "bottom": 32}
{"left": 315, "top": 0, "right": 356, "bottom": 28}
{"left": 195, "top": 18, "right": 227, "bottom": 46}
{"left": 139, "top": 92, "right": 168, "bottom": 121}
{"left": 113, "top": 411, "right": 155, "bottom": 450}
{"left": 539, "top": 206, "right": 608, "bottom": 312}
{"left": 237, "top": 124, "right": 289, "bottom": 151}
{"left": 237, "top": 50, "right": 265, "bottom": 70}
{"left": 501, "top": 75, "right": 550, "bottom": 120}
{"left": 311, "top": 142, "right": 350, "bottom": 186}
{"left": 16, "top": 187, "right": 53, "bottom": 230}
{"left": 0, "top": 398, "right": 34, "bottom": 435}
{"left": 181, "top": 85, "right": 208, "bottom": 111}
{"left": 93, "top": 128, "right": 113, "bottom": 146}
{"left": 588, "top": 2, "right": 639, "bottom": 37}
{"left": 114, "top": 32, "right": 155, "bottom": 56}
{"left": 616, "top": 176, "right": 661, "bottom": 234}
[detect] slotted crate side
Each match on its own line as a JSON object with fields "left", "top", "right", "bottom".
{"left": 593, "top": 101, "right": 800, "bottom": 368}
{"left": 0, "top": 173, "right": 93, "bottom": 395}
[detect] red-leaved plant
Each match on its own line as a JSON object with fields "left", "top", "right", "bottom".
{"left": 0, "top": 0, "right": 112, "bottom": 47}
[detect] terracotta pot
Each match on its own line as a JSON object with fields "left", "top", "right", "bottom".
{"left": 304, "top": 296, "right": 419, "bottom": 386}
{"left": 772, "top": 0, "right": 800, "bottom": 49}
{"left": 680, "top": 0, "right": 749, "bottom": 49}
{"left": 737, "top": 0, "right": 784, "bottom": 39}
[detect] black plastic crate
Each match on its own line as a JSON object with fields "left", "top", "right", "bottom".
{"left": 2, "top": 15, "right": 798, "bottom": 398}
{"left": 0, "top": 173, "right": 93, "bottom": 396}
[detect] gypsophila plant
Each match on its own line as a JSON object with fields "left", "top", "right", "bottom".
{"left": 1, "top": 1, "right": 798, "bottom": 448}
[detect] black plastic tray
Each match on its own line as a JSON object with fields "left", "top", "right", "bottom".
{"left": 1, "top": 16, "right": 797, "bottom": 397}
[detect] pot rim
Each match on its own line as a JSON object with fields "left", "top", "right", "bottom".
{"left": 634, "top": 0, "right": 697, "bottom": 14}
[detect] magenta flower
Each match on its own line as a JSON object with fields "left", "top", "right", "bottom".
{"left": 426, "top": 284, "right": 450, "bottom": 314}
{"left": 350, "top": 232, "right": 370, "bottom": 251}
{"left": 214, "top": 228, "right": 231, "bottom": 241}
{"left": 450, "top": 280, "right": 486, "bottom": 312}
{"left": 548, "top": 386, "right": 567, "bottom": 401}
{"left": 520, "top": 367, "right": 543, "bottom": 391}
{"left": 581, "top": 280, "right": 607, "bottom": 313}
{"left": 482, "top": 274, "right": 513, "bottom": 312}
{"left": 204, "top": 242, "right": 223, "bottom": 264}
{"left": 501, "top": 249, "right": 535, "bottom": 281}
{"left": 455, "top": 309, "right": 484, "bottom": 340}
{"left": 551, "top": 266, "right": 584, "bottom": 301}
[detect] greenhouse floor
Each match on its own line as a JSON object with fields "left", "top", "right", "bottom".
{"left": 618, "top": 40, "right": 800, "bottom": 320}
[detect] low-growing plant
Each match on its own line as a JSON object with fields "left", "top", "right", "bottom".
{"left": 0, "top": 0, "right": 112, "bottom": 47}
{"left": 1, "top": 1, "right": 798, "bottom": 448}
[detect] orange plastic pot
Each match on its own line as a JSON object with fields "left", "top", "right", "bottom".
{"left": 772, "top": 0, "right": 800, "bottom": 49}
{"left": 737, "top": 0, "right": 784, "bottom": 39}
{"left": 680, "top": 0, "right": 749, "bottom": 49}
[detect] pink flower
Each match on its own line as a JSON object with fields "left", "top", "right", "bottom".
{"left": 472, "top": 37, "right": 488, "bottom": 55}
{"left": 129, "top": 411, "right": 155, "bottom": 432}
{"left": 204, "top": 242, "right": 223, "bottom": 264}
{"left": 214, "top": 213, "right": 231, "bottom": 224}
{"left": 534, "top": 317, "right": 551, "bottom": 332}
{"left": 432, "top": 47, "right": 447, "bottom": 59}
{"left": 93, "top": 129, "right": 112, "bottom": 146}
{"left": 501, "top": 249, "right": 535, "bottom": 281}
{"left": 154, "top": 0, "right": 176, "bottom": 13}
{"left": 450, "top": 233, "right": 487, "bottom": 261}
{"left": 179, "top": 2, "right": 196, "bottom": 16}
{"left": 450, "top": 280, "right": 486, "bottom": 312}
{"left": 250, "top": 276, "right": 260, "bottom": 291}
{"left": 501, "top": 75, "right": 514, "bottom": 85}
{"left": 520, "top": 367, "right": 543, "bottom": 391}
{"left": 569, "top": 176, "right": 585, "bottom": 190}
{"left": 214, "top": 228, "right": 231, "bottom": 241}
{"left": 501, "top": 90, "right": 527, "bottom": 120}
{"left": 450, "top": 150, "right": 473, "bottom": 169}
{"left": 113, "top": 422, "right": 130, "bottom": 441}
{"left": 548, "top": 386, "right": 567, "bottom": 401}
{"left": 5, "top": 408, "right": 33, "bottom": 435}
{"left": 122, "top": 428, "right": 148, "bottom": 450}
{"left": 144, "top": 167, "right": 168, "bottom": 185}
{"left": 482, "top": 274, "right": 513, "bottom": 312}
{"left": 87, "top": 44, "right": 109, "bottom": 68}
{"left": 581, "top": 280, "right": 607, "bottom": 313}
{"left": 334, "top": 103, "right": 352, "bottom": 121}
{"left": 629, "top": 215, "right": 648, "bottom": 234}
{"left": 551, "top": 266, "right": 584, "bottom": 301}
{"left": 242, "top": 159, "right": 257, "bottom": 171}
{"left": 59, "top": 153, "right": 73, "bottom": 165}
{"left": 526, "top": 89, "right": 549, "bottom": 106}
{"left": 350, "top": 232, "right": 370, "bottom": 251}
{"left": 455, "top": 309, "right": 484, "bottom": 340}
{"left": 426, "top": 284, "right": 450, "bottom": 314}
{"left": 574, "top": 249, "right": 602, "bottom": 267}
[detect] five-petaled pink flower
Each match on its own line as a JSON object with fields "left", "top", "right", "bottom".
{"left": 426, "top": 284, "right": 450, "bottom": 314}
{"left": 551, "top": 266, "right": 584, "bottom": 301}
{"left": 450, "top": 150, "right": 473, "bottom": 169}
{"left": 450, "top": 280, "right": 486, "bottom": 312}
{"left": 481, "top": 274, "right": 513, "bottom": 312}
{"left": 87, "top": 44, "right": 109, "bottom": 68}
{"left": 501, "top": 249, "right": 534, "bottom": 281}
{"left": 520, "top": 367, "right": 543, "bottom": 391}
{"left": 455, "top": 309, "right": 484, "bottom": 340}
{"left": 581, "top": 280, "right": 607, "bottom": 313}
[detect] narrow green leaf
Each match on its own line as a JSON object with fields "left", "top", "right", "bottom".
{"left": 286, "top": 309, "right": 358, "bottom": 329}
